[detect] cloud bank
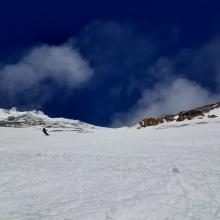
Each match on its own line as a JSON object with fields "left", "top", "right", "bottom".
{"left": 0, "top": 43, "right": 93, "bottom": 108}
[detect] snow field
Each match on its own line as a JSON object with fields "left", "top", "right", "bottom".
{"left": 0, "top": 119, "right": 220, "bottom": 219}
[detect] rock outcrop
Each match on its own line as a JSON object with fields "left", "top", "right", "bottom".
{"left": 139, "top": 101, "right": 220, "bottom": 128}
{"left": 140, "top": 118, "right": 164, "bottom": 127}
{"left": 176, "top": 109, "right": 203, "bottom": 121}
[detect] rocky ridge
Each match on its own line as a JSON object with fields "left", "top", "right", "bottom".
{"left": 0, "top": 107, "right": 96, "bottom": 132}
{"left": 139, "top": 101, "right": 220, "bottom": 127}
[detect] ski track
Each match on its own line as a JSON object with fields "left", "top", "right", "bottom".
{"left": 0, "top": 123, "right": 220, "bottom": 220}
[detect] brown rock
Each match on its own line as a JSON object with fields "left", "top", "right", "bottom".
{"left": 139, "top": 117, "right": 164, "bottom": 127}
{"left": 138, "top": 100, "right": 220, "bottom": 127}
{"left": 176, "top": 109, "right": 203, "bottom": 121}
{"left": 164, "top": 116, "right": 175, "bottom": 122}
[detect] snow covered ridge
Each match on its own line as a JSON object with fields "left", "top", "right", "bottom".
{"left": 139, "top": 101, "right": 220, "bottom": 128}
{"left": 0, "top": 107, "right": 96, "bottom": 131}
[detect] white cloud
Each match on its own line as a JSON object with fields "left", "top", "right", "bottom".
{"left": 112, "top": 77, "right": 220, "bottom": 127}
{"left": 111, "top": 35, "right": 220, "bottom": 127}
{"left": 0, "top": 43, "right": 93, "bottom": 107}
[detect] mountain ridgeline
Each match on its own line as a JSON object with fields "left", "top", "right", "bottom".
{"left": 0, "top": 107, "right": 96, "bottom": 132}
{"left": 139, "top": 101, "right": 220, "bottom": 128}
{"left": 0, "top": 101, "right": 220, "bottom": 130}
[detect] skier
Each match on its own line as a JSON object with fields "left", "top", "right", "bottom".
{"left": 42, "top": 127, "right": 49, "bottom": 136}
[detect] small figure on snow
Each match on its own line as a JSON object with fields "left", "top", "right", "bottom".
{"left": 42, "top": 127, "right": 49, "bottom": 136}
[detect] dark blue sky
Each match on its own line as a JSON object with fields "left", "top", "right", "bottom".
{"left": 1, "top": 0, "right": 220, "bottom": 126}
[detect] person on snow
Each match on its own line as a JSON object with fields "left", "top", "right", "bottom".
{"left": 42, "top": 127, "right": 49, "bottom": 136}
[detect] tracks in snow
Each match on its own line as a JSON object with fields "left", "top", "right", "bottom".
{"left": 0, "top": 149, "right": 220, "bottom": 220}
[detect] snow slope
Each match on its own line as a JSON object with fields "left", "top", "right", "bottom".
{"left": 0, "top": 107, "right": 96, "bottom": 132}
{"left": 0, "top": 108, "right": 220, "bottom": 220}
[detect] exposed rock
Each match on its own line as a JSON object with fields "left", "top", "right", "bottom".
{"left": 164, "top": 115, "right": 175, "bottom": 122}
{"left": 139, "top": 101, "right": 220, "bottom": 128}
{"left": 139, "top": 117, "right": 164, "bottom": 127}
{"left": 7, "top": 116, "right": 16, "bottom": 121}
{"left": 176, "top": 109, "right": 203, "bottom": 122}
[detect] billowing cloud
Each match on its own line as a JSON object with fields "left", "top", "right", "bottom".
{"left": 111, "top": 77, "right": 220, "bottom": 127}
{"left": 111, "top": 35, "right": 220, "bottom": 127}
{"left": 0, "top": 43, "right": 93, "bottom": 108}
{"left": 1, "top": 21, "right": 220, "bottom": 127}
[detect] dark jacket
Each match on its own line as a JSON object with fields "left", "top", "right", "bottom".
{"left": 42, "top": 128, "right": 49, "bottom": 136}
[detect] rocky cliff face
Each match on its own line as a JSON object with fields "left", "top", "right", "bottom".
{"left": 139, "top": 101, "right": 220, "bottom": 128}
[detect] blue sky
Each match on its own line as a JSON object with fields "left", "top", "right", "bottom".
{"left": 1, "top": 0, "right": 220, "bottom": 126}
